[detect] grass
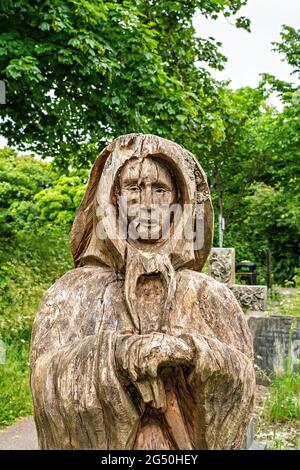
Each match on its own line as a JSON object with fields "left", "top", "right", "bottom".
{"left": 268, "top": 288, "right": 300, "bottom": 317}
{"left": 0, "top": 341, "right": 32, "bottom": 428}
{"left": 264, "top": 372, "right": 300, "bottom": 423}
{"left": 0, "top": 260, "right": 37, "bottom": 429}
{"left": 0, "top": 229, "right": 72, "bottom": 429}
{"left": 256, "top": 372, "right": 300, "bottom": 450}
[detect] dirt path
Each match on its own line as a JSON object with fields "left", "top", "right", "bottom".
{"left": 0, "top": 417, "right": 37, "bottom": 450}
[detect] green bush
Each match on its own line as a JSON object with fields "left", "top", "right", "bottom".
{"left": 0, "top": 228, "right": 73, "bottom": 427}
{"left": 0, "top": 340, "right": 32, "bottom": 427}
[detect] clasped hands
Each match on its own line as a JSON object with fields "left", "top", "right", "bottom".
{"left": 115, "top": 332, "right": 195, "bottom": 409}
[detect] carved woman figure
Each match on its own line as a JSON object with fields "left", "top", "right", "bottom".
{"left": 30, "top": 134, "right": 255, "bottom": 450}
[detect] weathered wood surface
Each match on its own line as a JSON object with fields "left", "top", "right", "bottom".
{"left": 30, "top": 134, "right": 255, "bottom": 450}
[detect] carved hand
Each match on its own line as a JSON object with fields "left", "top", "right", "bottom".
{"left": 116, "top": 332, "right": 194, "bottom": 383}
{"left": 137, "top": 332, "right": 194, "bottom": 380}
{"left": 115, "top": 332, "right": 194, "bottom": 411}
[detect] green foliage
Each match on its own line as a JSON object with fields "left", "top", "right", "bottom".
{"left": 0, "top": 229, "right": 72, "bottom": 427}
{"left": 0, "top": 149, "right": 74, "bottom": 427}
{"left": 227, "top": 182, "right": 300, "bottom": 284}
{"left": 203, "top": 86, "right": 271, "bottom": 215}
{"left": 204, "top": 25, "right": 300, "bottom": 286}
{"left": 261, "top": 25, "right": 299, "bottom": 102}
{"left": 0, "top": 148, "right": 54, "bottom": 235}
{"left": 285, "top": 268, "right": 300, "bottom": 289}
{"left": 0, "top": 0, "right": 250, "bottom": 165}
{"left": 0, "top": 230, "right": 72, "bottom": 340}
{"left": 273, "top": 25, "right": 300, "bottom": 76}
{"left": 0, "top": 149, "right": 74, "bottom": 341}
{"left": 0, "top": 340, "right": 32, "bottom": 427}
{"left": 0, "top": 147, "right": 88, "bottom": 233}
{"left": 204, "top": 25, "right": 300, "bottom": 284}
{"left": 199, "top": 80, "right": 299, "bottom": 283}
{"left": 0, "top": 225, "right": 73, "bottom": 427}
{"left": 35, "top": 172, "right": 87, "bottom": 226}
{"left": 264, "top": 371, "right": 300, "bottom": 423}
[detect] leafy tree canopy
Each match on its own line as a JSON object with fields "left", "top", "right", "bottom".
{"left": 0, "top": 148, "right": 86, "bottom": 237}
{"left": 261, "top": 25, "right": 300, "bottom": 102}
{"left": 0, "top": 0, "right": 249, "bottom": 166}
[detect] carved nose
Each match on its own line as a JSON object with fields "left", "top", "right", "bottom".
{"left": 141, "top": 186, "right": 152, "bottom": 207}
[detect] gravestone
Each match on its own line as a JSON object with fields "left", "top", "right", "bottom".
{"left": 243, "top": 416, "right": 267, "bottom": 450}
{"left": 231, "top": 285, "right": 268, "bottom": 312}
{"left": 208, "top": 248, "right": 235, "bottom": 286}
{"left": 30, "top": 134, "right": 255, "bottom": 450}
{"left": 247, "top": 315, "right": 300, "bottom": 376}
{"left": 208, "top": 247, "right": 268, "bottom": 311}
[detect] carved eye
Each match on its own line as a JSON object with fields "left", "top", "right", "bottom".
{"left": 155, "top": 187, "right": 167, "bottom": 194}
{"left": 129, "top": 186, "right": 140, "bottom": 192}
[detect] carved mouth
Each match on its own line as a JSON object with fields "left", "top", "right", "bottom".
{"left": 139, "top": 218, "right": 159, "bottom": 228}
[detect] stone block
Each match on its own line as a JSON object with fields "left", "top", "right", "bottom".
{"left": 208, "top": 247, "right": 235, "bottom": 286}
{"left": 231, "top": 285, "right": 268, "bottom": 311}
{"left": 248, "top": 441, "right": 267, "bottom": 450}
{"left": 243, "top": 416, "right": 267, "bottom": 450}
{"left": 247, "top": 315, "right": 300, "bottom": 375}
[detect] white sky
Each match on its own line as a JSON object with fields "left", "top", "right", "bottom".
{"left": 1, "top": 0, "right": 299, "bottom": 149}
{"left": 194, "top": 0, "right": 299, "bottom": 89}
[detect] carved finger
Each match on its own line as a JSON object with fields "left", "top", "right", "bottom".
{"left": 146, "top": 358, "right": 158, "bottom": 379}
{"left": 127, "top": 343, "right": 139, "bottom": 382}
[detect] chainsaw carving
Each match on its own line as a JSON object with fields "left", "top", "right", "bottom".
{"left": 30, "top": 134, "right": 255, "bottom": 450}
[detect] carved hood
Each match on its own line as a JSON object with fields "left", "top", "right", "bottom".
{"left": 71, "top": 133, "right": 213, "bottom": 271}
{"left": 71, "top": 134, "right": 214, "bottom": 331}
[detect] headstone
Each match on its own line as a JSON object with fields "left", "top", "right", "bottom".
{"left": 207, "top": 247, "right": 268, "bottom": 311}
{"left": 247, "top": 315, "right": 300, "bottom": 376}
{"left": 208, "top": 247, "right": 235, "bottom": 286}
{"left": 231, "top": 285, "right": 268, "bottom": 311}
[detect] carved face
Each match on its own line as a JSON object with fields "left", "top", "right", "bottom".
{"left": 117, "top": 157, "right": 177, "bottom": 244}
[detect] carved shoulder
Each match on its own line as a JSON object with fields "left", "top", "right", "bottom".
{"left": 30, "top": 266, "right": 113, "bottom": 360}
{"left": 175, "top": 269, "right": 253, "bottom": 358}
{"left": 33, "top": 266, "right": 111, "bottom": 322}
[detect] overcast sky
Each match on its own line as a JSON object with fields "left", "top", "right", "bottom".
{"left": 194, "top": 0, "right": 299, "bottom": 89}
{"left": 1, "top": 0, "right": 299, "bottom": 148}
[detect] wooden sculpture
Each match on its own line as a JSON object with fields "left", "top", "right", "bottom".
{"left": 30, "top": 134, "right": 255, "bottom": 450}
